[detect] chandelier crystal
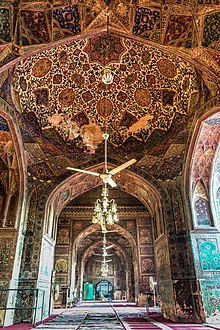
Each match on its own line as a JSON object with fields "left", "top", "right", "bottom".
{"left": 92, "top": 184, "right": 119, "bottom": 233}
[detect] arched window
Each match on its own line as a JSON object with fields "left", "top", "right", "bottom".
{"left": 195, "top": 198, "right": 212, "bottom": 226}
{"left": 193, "top": 180, "right": 214, "bottom": 227}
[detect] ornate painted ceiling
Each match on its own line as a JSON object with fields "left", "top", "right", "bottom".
{"left": 0, "top": 0, "right": 219, "bottom": 187}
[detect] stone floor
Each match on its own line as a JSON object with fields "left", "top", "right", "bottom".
{"left": 32, "top": 302, "right": 220, "bottom": 330}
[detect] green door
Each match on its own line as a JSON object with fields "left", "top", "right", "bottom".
{"left": 84, "top": 282, "right": 94, "bottom": 300}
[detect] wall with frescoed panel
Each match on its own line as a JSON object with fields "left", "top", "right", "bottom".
{"left": 54, "top": 218, "right": 72, "bottom": 307}
{"left": 189, "top": 110, "right": 220, "bottom": 323}
{"left": 191, "top": 233, "right": 220, "bottom": 322}
{"left": 0, "top": 114, "right": 20, "bottom": 326}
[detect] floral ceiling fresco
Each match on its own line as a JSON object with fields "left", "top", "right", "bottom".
{"left": 10, "top": 33, "right": 201, "bottom": 184}
{"left": 12, "top": 36, "right": 198, "bottom": 147}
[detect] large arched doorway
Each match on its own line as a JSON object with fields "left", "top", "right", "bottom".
{"left": 53, "top": 185, "right": 155, "bottom": 307}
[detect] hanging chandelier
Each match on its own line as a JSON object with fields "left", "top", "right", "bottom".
{"left": 95, "top": 233, "right": 114, "bottom": 276}
{"left": 92, "top": 184, "right": 119, "bottom": 233}
{"left": 101, "top": 263, "right": 109, "bottom": 277}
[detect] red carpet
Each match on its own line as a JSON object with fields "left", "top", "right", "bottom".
{"left": 1, "top": 325, "right": 33, "bottom": 329}
{"left": 123, "top": 317, "right": 162, "bottom": 329}
{"left": 123, "top": 315, "right": 220, "bottom": 330}
{"left": 2, "top": 314, "right": 58, "bottom": 329}
{"left": 149, "top": 314, "right": 220, "bottom": 330}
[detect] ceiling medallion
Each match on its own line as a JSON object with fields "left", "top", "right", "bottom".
{"left": 102, "top": 67, "right": 114, "bottom": 85}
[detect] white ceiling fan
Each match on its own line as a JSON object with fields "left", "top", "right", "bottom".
{"left": 67, "top": 133, "right": 137, "bottom": 187}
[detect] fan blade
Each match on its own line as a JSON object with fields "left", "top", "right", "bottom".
{"left": 106, "top": 177, "right": 117, "bottom": 188}
{"left": 67, "top": 167, "right": 100, "bottom": 177}
{"left": 109, "top": 159, "right": 137, "bottom": 175}
{"left": 103, "top": 244, "right": 114, "bottom": 250}
{"left": 95, "top": 259, "right": 112, "bottom": 263}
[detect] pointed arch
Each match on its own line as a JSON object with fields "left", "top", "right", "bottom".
{"left": 185, "top": 106, "right": 220, "bottom": 229}
{"left": 192, "top": 180, "right": 213, "bottom": 227}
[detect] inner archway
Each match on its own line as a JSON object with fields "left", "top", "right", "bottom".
{"left": 53, "top": 185, "right": 155, "bottom": 307}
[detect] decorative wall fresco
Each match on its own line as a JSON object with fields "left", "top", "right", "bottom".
{"left": 191, "top": 113, "right": 220, "bottom": 193}
{"left": 20, "top": 10, "right": 50, "bottom": 46}
{"left": 137, "top": 217, "right": 155, "bottom": 293}
{"left": 0, "top": 8, "right": 11, "bottom": 44}
{"left": 190, "top": 231, "right": 220, "bottom": 322}
{"left": 174, "top": 279, "right": 202, "bottom": 322}
{"left": 0, "top": 231, "right": 18, "bottom": 279}
{"left": 199, "top": 280, "right": 220, "bottom": 322}
{"left": 0, "top": 115, "right": 19, "bottom": 227}
{"left": 202, "top": 12, "right": 220, "bottom": 47}
{"left": 164, "top": 15, "right": 194, "bottom": 48}
{"left": 0, "top": 116, "right": 9, "bottom": 225}
{"left": 54, "top": 221, "right": 72, "bottom": 294}
{"left": 198, "top": 239, "right": 220, "bottom": 271}
{"left": 53, "top": 5, "right": 81, "bottom": 40}
{"left": 171, "top": 186, "right": 186, "bottom": 235}
{"left": 190, "top": 112, "right": 220, "bottom": 233}
{"left": 132, "top": 6, "right": 161, "bottom": 42}
{"left": 25, "top": 190, "right": 37, "bottom": 234}
{"left": 53, "top": 206, "right": 153, "bottom": 305}
{"left": 212, "top": 149, "right": 220, "bottom": 222}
